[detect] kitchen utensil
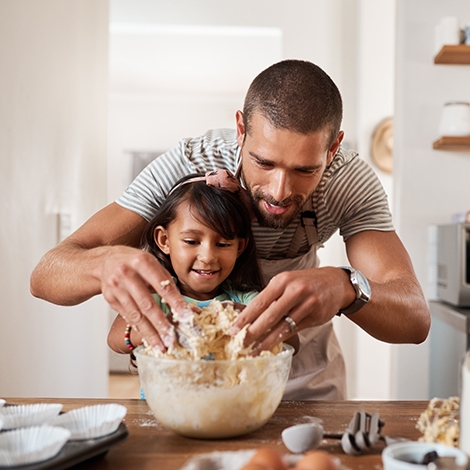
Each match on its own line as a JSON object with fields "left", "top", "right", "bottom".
{"left": 282, "top": 410, "right": 405, "bottom": 455}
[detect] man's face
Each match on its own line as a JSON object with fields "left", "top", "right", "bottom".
{"left": 236, "top": 111, "right": 342, "bottom": 229}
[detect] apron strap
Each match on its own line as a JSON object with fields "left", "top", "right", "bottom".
{"left": 286, "top": 199, "right": 318, "bottom": 258}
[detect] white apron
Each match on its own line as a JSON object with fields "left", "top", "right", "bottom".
{"left": 258, "top": 203, "right": 346, "bottom": 400}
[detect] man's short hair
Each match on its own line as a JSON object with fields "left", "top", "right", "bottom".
{"left": 243, "top": 59, "right": 343, "bottom": 148}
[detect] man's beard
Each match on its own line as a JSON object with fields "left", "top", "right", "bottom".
{"left": 245, "top": 186, "right": 306, "bottom": 230}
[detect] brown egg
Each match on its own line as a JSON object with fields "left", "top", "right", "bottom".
{"left": 294, "top": 450, "right": 338, "bottom": 470}
{"left": 249, "top": 447, "right": 289, "bottom": 470}
{"left": 239, "top": 464, "right": 270, "bottom": 470}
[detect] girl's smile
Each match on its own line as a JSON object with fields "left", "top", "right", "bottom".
{"left": 154, "top": 201, "right": 247, "bottom": 300}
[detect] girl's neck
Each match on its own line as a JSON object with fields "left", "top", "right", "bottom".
{"left": 177, "top": 282, "right": 223, "bottom": 301}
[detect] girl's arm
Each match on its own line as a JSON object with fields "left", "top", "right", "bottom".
{"left": 108, "top": 314, "right": 144, "bottom": 354}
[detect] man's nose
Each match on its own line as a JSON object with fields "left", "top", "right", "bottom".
{"left": 267, "top": 170, "right": 293, "bottom": 203}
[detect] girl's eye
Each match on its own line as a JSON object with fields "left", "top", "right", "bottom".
{"left": 183, "top": 239, "right": 198, "bottom": 245}
{"left": 217, "top": 242, "right": 231, "bottom": 248}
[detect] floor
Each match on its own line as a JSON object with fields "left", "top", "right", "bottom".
{"left": 108, "top": 372, "right": 141, "bottom": 399}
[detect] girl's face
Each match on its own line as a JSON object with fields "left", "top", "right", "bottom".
{"left": 154, "top": 201, "right": 247, "bottom": 300}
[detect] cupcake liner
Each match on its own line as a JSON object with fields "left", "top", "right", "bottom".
{"left": 50, "top": 403, "right": 127, "bottom": 440}
{"left": 0, "top": 403, "right": 63, "bottom": 430}
{"left": 0, "top": 425, "right": 71, "bottom": 466}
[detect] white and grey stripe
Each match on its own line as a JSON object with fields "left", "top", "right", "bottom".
{"left": 116, "top": 128, "right": 394, "bottom": 261}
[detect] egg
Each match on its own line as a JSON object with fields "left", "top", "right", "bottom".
{"left": 249, "top": 447, "right": 289, "bottom": 470}
{"left": 294, "top": 450, "right": 338, "bottom": 470}
{"left": 239, "top": 464, "right": 270, "bottom": 470}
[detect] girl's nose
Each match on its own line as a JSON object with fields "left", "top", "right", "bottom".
{"left": 197, "top": 244, "right": 216, "bottom": 264}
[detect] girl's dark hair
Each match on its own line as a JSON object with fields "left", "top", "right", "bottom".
{"left": 141, "top": 174, "right": 263, "bottom": 292}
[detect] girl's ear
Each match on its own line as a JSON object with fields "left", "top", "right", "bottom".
{"left": 237, "top": 238, "right": 248, "bottom": 257}
{"left": 154, "top": 226, "right": 170, "bottom": 254}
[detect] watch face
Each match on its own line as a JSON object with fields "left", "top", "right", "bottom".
{"left": 338, "top": 267, "right": 370, "bottom": 315}
{"left": 355, "top": 270, "right": 370, "bottom": 299}
{"left": 355, "top": 270, "right": 371, "bottom": 297}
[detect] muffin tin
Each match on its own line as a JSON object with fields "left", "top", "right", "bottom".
{"left": 0, "top": 401, "right": 128, "bottom": 469}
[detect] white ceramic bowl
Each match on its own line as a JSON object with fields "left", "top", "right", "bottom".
{"left": 135, "top": 344, "right": 294, "bottom": 439}
{"left": 382, "top": 441, "right": 468, "bottom": 470}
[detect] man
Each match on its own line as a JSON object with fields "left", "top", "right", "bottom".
{"left": 30, "top": 60, "right": 430, "bottom": 399}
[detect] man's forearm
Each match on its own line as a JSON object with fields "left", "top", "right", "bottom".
{"left": 349, "top": 276, "right": 430, "bottom": 344}
{"left": 30, "top": 241, "right": 108, "bottom": 305}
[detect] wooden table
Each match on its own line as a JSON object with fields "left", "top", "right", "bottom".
{"left": 5, "top": 398, "right": 428, "bottom": 469}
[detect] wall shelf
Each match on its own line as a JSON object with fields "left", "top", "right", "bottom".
{"left": 433, "top": 136, "right": 470, "bottom": 150}
{"left": 434, "top": 45, "right": 470, "bottom": 64}
{"left": 433, "top": 47, "right": 470, "bottom": 150}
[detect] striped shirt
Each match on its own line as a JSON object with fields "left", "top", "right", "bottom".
{"left": 116, "top": 128, "right": 394, "bottom": 261}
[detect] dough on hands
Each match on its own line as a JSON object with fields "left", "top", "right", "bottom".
{"left": 146, "top": 300, "right": 282, "bottom": 361}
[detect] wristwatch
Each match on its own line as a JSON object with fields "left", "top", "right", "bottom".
{"left": 337, "top": 266, "right": 371, "bottom": 316}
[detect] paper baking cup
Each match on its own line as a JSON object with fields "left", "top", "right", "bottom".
{"left": 0, "top": 403, "right": 63, "bottom": 430}
{"left": 50, "top": 403, "right": 127, "bottom": 440}
{"left": 0, "top": 425, "right": 71, "bottom": 466}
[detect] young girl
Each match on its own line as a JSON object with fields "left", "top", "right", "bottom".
{"left": 107, "top": 171, "right": 264, "bottom": 354}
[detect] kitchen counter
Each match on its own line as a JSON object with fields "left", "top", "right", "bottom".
{"left": 3, "top": 397, "right": 430, "bottom": 469}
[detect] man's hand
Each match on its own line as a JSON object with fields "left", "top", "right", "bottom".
{"left": 100, "top": 246, "right": 194, "bottom": 351}
{"left": 30, "top": 202, "right": 193, "bottom": 352}
{"left": 229, "top": 231, "right": 431, "bottom": 354}
{"left": 229, "top": 267, "right": 350, "bottom": 353}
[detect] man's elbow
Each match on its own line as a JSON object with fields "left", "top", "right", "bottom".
{"left": 411, "top": 306, "right": 431, "bottom": 344}
{"left": 30, "top": 265, "right": 45, "bottom": 300}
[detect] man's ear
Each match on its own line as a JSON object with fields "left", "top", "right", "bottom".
{"left": 154, "top": 226, "right": 170, "bottom": 254}
{"left": 237, "top": 238, "right": 248, "bottom": 257}
{"left": 327, "top": 130, "right": 344, "bottom": 165}
{"left": 235, "top": 110, "right": 246, "bottom": 147}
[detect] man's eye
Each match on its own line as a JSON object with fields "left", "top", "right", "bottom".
{"left": 256, "top": 160, "right": 273, "bottom": 168}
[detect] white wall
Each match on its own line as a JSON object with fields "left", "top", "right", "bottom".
{"left": 393, "top": 0, "right": 470, "bottom": 399}
{"left": 0, "top": 0, "right": 109, "bottom": 397}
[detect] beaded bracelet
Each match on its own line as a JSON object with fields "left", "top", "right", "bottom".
{"left": 124, "top": 324, "right": 135, "bottom": 351}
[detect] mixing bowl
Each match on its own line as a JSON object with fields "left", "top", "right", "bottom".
{"left": 135, "top": 343, "right": 294, "bottom": 439}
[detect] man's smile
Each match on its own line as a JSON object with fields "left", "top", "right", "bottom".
{"left": 262, "top": 200, "right": 292, "bottom": 215}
